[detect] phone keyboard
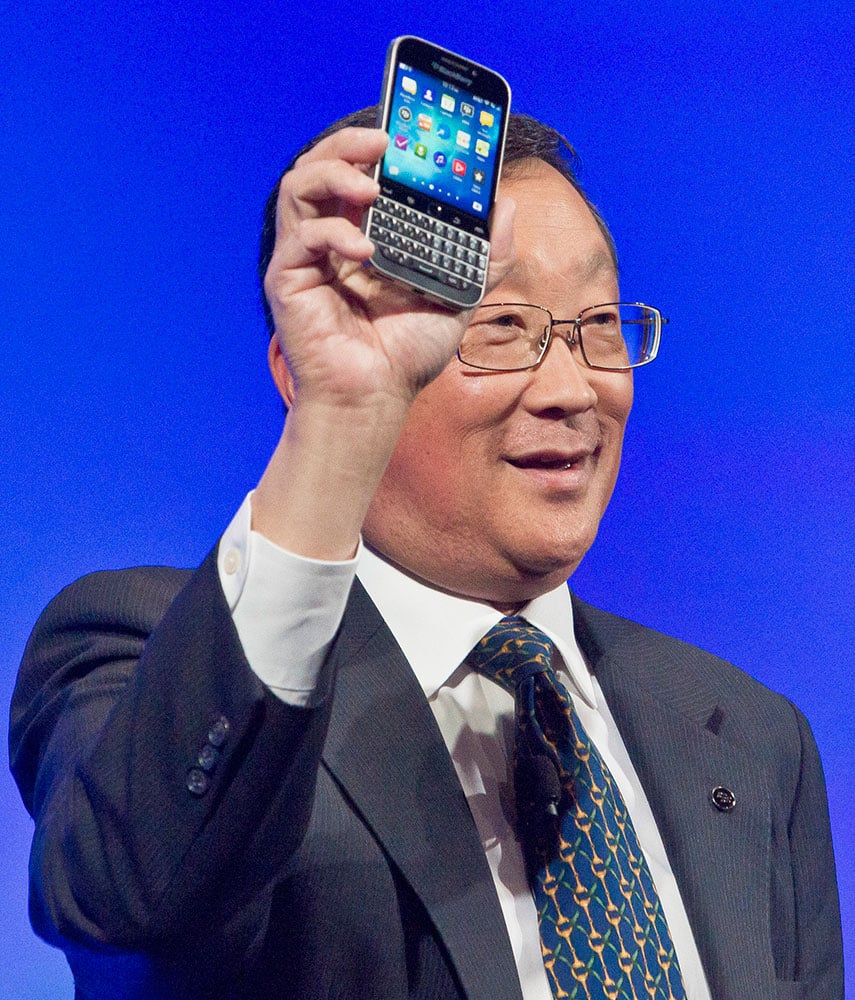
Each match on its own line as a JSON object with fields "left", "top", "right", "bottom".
{"left": 367, "top": 195, "right": 489, "bottom": 294}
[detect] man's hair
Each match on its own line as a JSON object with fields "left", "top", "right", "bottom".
{"left": 258, "top": 107, "right": 617, "bottom": 335}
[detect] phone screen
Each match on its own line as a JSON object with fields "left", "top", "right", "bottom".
{"left": 381, "top": 61, "right": 505, "bottom": 224}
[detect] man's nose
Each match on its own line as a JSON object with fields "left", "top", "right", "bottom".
{"left": 522, "top": 333, "right": 598, "bottom": 415}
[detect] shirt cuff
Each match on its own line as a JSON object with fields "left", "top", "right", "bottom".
{"left": 217, "top": 492, "right": 359, "bottom": 706}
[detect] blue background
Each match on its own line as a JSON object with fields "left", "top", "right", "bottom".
{"left": 2, "top": 2, "right": 852, "bottom": 996}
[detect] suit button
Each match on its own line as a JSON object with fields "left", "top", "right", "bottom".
{"left": 710, "top": 786, "right": 736, "bottom": 812}
{"left": 186, "top": 768, "right": 209, "bottom": 796}
{"left": 207, "top": 715, "right": 230, "bottom": 748}
{"left": 197, "top": 744, "right": 219, "bottom": 772}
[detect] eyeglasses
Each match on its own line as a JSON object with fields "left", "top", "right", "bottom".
{"left": 457, "top": 302, "right": 667, "bottom": 372}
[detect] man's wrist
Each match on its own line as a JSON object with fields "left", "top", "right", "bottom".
{"left": 252, "top": 394, "right": 408, "bottom": 560}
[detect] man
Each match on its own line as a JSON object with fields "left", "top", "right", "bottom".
{"left": 10, "top": 109, "right": 842, "bottom": 999}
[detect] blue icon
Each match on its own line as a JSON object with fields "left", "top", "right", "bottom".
{"left": 433, "top": 152, "right": 447, "bottom": 168}
{"left": 436, "top": 123, "right": 451, "bottom": 139}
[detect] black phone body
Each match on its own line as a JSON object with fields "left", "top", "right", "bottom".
{"left": 364, "top": 37, "right": 511, "bottom": 309}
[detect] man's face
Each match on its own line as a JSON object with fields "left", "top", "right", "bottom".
{"left": 363, "top": 160, "right": 633, "bottom": 608}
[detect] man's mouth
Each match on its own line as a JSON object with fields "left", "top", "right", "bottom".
{"left": 506, "top": 450, "right": 591, "bottom": 471}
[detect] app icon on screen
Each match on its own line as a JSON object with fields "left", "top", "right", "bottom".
{"left": 398, "top": 106, "right": 412, "bottom": 122}
{"left": 415, "top": 143, "right": 428, "bottom": 159}
{"left": 394, "top": 134, "right": 409, "bottom": 151}
{"left": 402, "top": 77, "right": 417, "bottom": 95}
{"left": 441, "top": 94, "right": 456, "bottom": 113}
{"left": 479, "top": 110, "right": 495, "bottom": 127}
{"left": 461, "top": 102, "right": 474, "bottom": 117}
{"left": 452, "top": 158, "right": 467, "bottom": 176}
{"left": 423, "top": 88, "right": 434, "bottom": 102}
{"left": 433, "top": 151, "right": 447, "bottom": 168}
{"left": 417, "top": 114, "right": 432, "bottom": 132}
{"left": 473, "top": 168, "right": 485, "bottom": 184}
{"left": 475, "top": 139, "right": 490, "bottom": 157}
{"left": 456, "top": 130, "right": 471, "bottom": 149}
{"left": 436, "top": 123, "right": 451, "bottom": 139}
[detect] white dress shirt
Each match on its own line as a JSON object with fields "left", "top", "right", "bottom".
{"left": 217, "top": 493, "right": 712, "bottom": 999}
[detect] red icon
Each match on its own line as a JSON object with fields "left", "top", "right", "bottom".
{"left": 452, "top": 158, "right": 467, "bottom": 177}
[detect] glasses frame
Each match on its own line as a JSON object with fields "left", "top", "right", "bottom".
{"left": 457, "top": 301, "right": 668, "bottom": 373}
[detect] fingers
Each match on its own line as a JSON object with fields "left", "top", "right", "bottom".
{"left": 485, "top": 194, "right": 516, "bottom": 291}
{"left": 266, "top": 128, "right": 388, "bottom": 304}
{"left": 283, "top": 158, "right": 379, "bottom": 224}
{"left": 264, "top": 223, "right": 370, "bottom": 311}
{"left": 296, "top": 126, "right": 389, "bottom": 170}
{"left": 277, "top": 216, "right": 374, "bottom": 288}
{"left": 279, "top": 128, "right": 388, "bottom": 224}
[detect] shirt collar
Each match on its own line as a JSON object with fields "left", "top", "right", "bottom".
{"left": 356, "top": 546, "right": 597, "bottom": 709}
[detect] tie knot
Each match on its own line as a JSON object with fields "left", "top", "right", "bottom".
{"left": 470, "top": 616, "right": 554, "bottom": 693}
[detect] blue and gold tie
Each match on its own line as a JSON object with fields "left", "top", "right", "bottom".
{"left": 471, "top": 616, "right": 686, "bottom": 1000}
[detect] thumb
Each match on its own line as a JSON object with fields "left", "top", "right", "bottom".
{"left": 484, "top": 195, "right": 516, "bottom": 291}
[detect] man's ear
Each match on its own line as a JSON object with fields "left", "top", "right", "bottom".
{"left": 268, "top": 334, "right": 296, "bottom": 408}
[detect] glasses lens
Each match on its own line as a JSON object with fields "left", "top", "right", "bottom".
{"left": 578, "top": 304, "right": 660, "bottom": 370}
{"left": 459, "top": 304, "right": 550, "bottom": 371}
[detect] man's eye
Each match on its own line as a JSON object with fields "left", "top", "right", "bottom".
{"left": 491, "top": 313, "right": 520, "bottom": 327}
{"left": 586, "top": 310, "right": 619, "bottom": 327}
{"left": 481, "top": 311, "right": 527, "bottom": 329}
{"left": 581, "top": 310, "right": 624, "bottom": 343}
{"left": 470, "top": 311, "right": 528, "bottom": 343}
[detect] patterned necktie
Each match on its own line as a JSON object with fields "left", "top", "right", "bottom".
{"left": 471, "top": 616, "right": 686, "bottom": 1000}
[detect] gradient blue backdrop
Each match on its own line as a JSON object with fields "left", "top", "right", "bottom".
{"left": 3, "top": 2, "right": 852, "bottom": 996}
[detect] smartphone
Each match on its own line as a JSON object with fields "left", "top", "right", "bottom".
{"left": 364, "top": 37, "right": 511, "bottom": 310}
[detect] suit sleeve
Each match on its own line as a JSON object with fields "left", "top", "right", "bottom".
{"left": 9, "top": 552, "right": 338, "bottom": 964}
{"left": 783, "top": 702, "right": 844, "bottom": 998}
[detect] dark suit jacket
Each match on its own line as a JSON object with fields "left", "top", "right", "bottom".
{"left": 10, "top": 553, "right": 843, "bottom": 999}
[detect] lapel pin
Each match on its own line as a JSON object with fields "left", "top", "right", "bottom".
{"left": 710, "top": 786, "right": 736, "bottom": 812}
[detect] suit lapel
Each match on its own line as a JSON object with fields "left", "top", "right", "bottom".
{"left": 322, "top": 581, "right": 522, "bottom": 1000}
{"left": 572, "top": 596, "right": 777, "bottom": 1000}
{"left": 319, "top": 584, "right": 779, "bottom": 998}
